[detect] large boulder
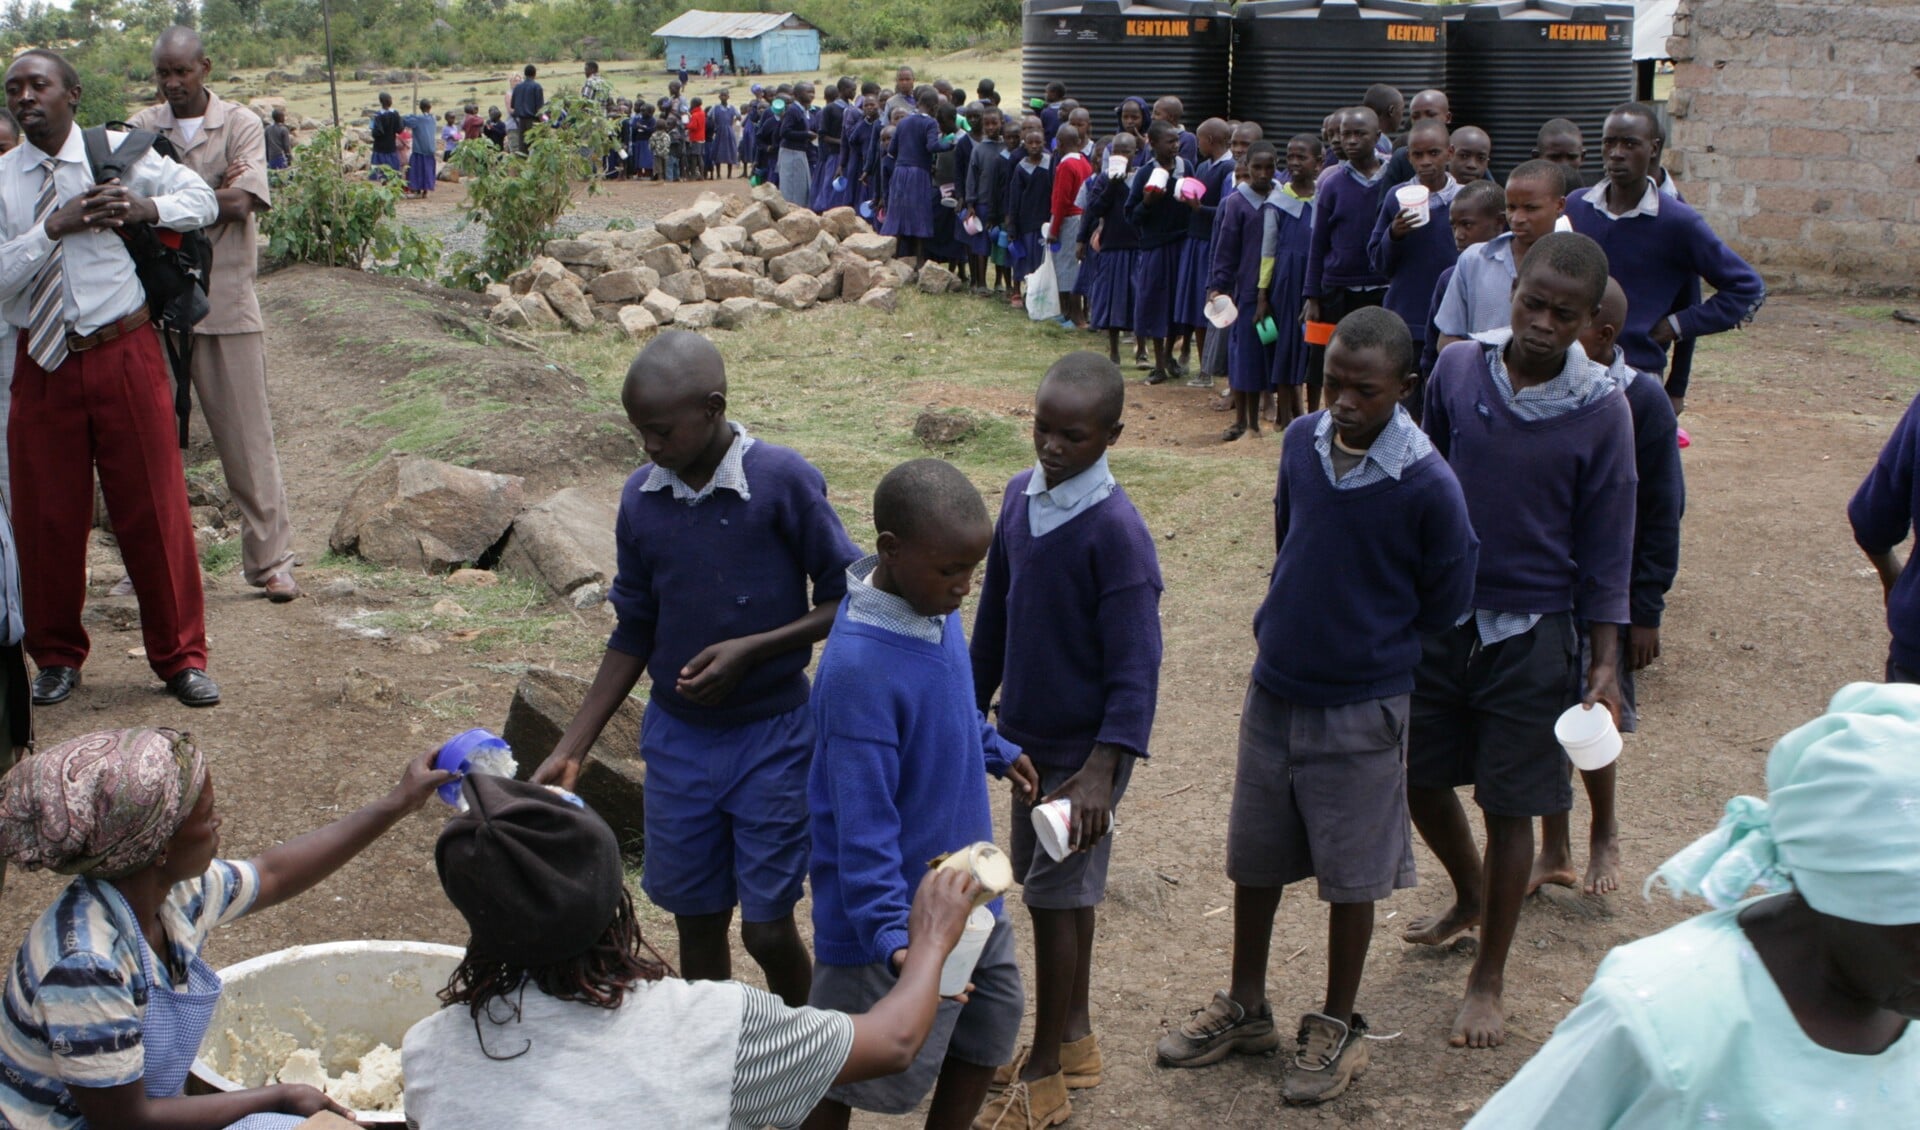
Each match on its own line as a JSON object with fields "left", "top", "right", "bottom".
{"left": 820, "top": 206, "right": 862, "bottom": 241}
{"left": 817, "top": 263, "right": 843, "bottom": 302}
{"left": 734, "top": 201, "right": 773, "bottom": 235}
{"left": 716, "top": 296, "right": 777, "bottom": 330}
{"left": 501, "top": 667, "right": 646, "bottom": 851}
{"left": 835, "top": 254, "right": 877, "bottom": 301}
{"left": 329, "top": 456, "right": 526, "bottom": 573}
{"left": 918, "top": 261, "right": 964, "bottom": 295}
{"left": 807, "top": 231, "right": 840, "bottom": 259}
{"left": 751, "top": 180, "right": 792, "bottom": 218}
{"left": 511, "top": 255, "right": 569, "bottom": 296}
{"left": 700, "top": 267, "right": 758, "bottom": 301}
{"left": 769, "top": 247, "right": 831, "bottom": 284}
{"left": 773, "top": 273, "right": 822, "bottom": 311}
{"left": 543, "top": 238, "right": 612, "bottom": 269}
{"left": 640, "top": 243, "right": 690, "bottom": 279}
{"left": 699, "top": 250, "right": 748, "bottom": 273}
{"left": 858, "top": 287, "right": 898, "bottom": 313}
{"left": 653, "top": 206, "right": 708, "bottom": 244}
{"left": 518, "top": 293, "right": 563, "bottom": 329}
{"left": 658, "top": 270, "right": 708, "bottom": 304}
{"left": 617, "top": 303, "right": 660, "bottom": 341}
{"left": 877, "top": 259, "right": 918, "bottom": 290}
{"left": 747, "top": 228, "right": 793, "bottom": 259}
{"left": 586, "top": 266, "right": 660, "bottom": 304}
{"left": 543, "top": 276, "right": 596, "bottom": 331}
{"left": 690, "top": 192, "right": 729, "bottom": 223}
{"left": 841, "top": 232, "right": 898, "bottom": 261}
{"left": 498, "top": 487, "right": 618, "bottom": 597}
{"left": 691, "top": 225, "right": 747, "bottom": 263}
{"left": 641, "top": 290, "right": 682, "bottom": 325}
{"left": 613, "top": 228, "right": 667, "bottom": 254}
{"left": 675, "top": 301, "right": 720, "bottom": 330}
{"left": 775, "top": 209, "right": 823, "bottom": 245}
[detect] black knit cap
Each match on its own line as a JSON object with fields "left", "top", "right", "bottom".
{"left": 435, "top": 775, "right": 624, "bottom": 967}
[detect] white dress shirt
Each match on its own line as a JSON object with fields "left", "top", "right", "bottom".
{"left": 0, "top": 122, "right": 217, "bottom": 337}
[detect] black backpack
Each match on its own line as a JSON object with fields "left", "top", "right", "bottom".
{"left": 83, "top": 123, "right": 214, "bottom": 448}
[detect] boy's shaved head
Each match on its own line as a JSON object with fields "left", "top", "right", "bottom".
{"left": 1517, "top": 232, "right": 1610, "bottom": 310}
{"left": 1040, "top": 351, "right": 1126, "bottom": 427}
{"left": 1408, "top": 119, "right": 1449, "bottom": 147}
{"left": 1196, "top": 117, "right": 1231, "bottom": 145}
{"left": 1536, "top": 117, "right": 1582, "bottom": 144}
{"left": 873, "top": 459, "right": 989, "bottom": 544}
{"left": 1454, "top": 178, "right": 1505, "bottom": 216}
{"left": 623, "top": 330, "right": 726, "bottom": 408}
{"left": 1597, "top": 276, "right": 1628, "bottom": 331}
{"left": 1053, "top": 123, "right": 1080, "bottom": 152}
{"left": 1507, "top": 158, "right": 1567, "bottom": 195}
{"left": 1232, "top": 121, "right": 1262, "bottom": 142}
{"left": 1330, "top": 306, "right": 1415, "bottom": 379}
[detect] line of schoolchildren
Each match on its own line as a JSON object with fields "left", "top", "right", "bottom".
{"left": 490, "top": 77, "right": 1764, "bottom": 1130}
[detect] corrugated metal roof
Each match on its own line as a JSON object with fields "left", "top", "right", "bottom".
{"left": 651, "top": 10, "right": 813, "bottom": 39}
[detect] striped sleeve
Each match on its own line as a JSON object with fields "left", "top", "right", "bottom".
{"left": 728, "top": 986, "right": 855, "bottom": 1129}
{"left": 36, "top": 952, "right": 144, "bottom": 1087}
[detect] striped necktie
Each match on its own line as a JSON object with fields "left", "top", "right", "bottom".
{"left": 25, "top": 157, "right": 69, "bottom": 373}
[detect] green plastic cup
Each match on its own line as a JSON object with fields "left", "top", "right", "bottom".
{"left": 1256, "top": 316, "right": 1279, "bottom": 345}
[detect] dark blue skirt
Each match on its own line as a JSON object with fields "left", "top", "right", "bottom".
{"left": 1088, "top": 248, "right": 1138, "bottom": 330}
{"left": 405, "top": 151, "right": 437, "bottom": 193}
{"left": 882, "top": 165, "right": 936, "bottom": 238}
{"left": 1010, "top": 231, "right": 1045, "bottom": 288}
{"left": 1131, "top": 243, "right": 1183, "bottom": 339}
{"left": 369, "top": 151, "right": 402, "bottom": 182}
{"left": 1174, "top": 237, "right": 1213, "bottom": 330}
{"left": 1226, "top": 308, "right": 1276, "bottom": 392}
{"left": 811, "top": 150, "right": 850, "bottom": 211}
{"left": 1071, "top": 247, "right": 1097, "bottom": 297}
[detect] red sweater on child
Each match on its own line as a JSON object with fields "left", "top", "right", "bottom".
{"left": 1050, "top": 152, "right": 1091, "bottom": 233}
{"left": 688, "top": 107, "right": 708, "bottom": 143}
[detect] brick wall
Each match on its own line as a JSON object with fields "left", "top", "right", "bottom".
{"left": 1667, "top": 0, "right": 1920, "bottom": 293}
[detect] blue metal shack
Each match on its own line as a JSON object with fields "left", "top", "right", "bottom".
{"left": 653, "top": 11, "right": 822, "bottom": 75}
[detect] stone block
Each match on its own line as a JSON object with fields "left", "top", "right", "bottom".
{"left": 642, "top": 290, "right": 682, "bottom": 324}
{"left": 701, "top": 267, "right": 759, "bottom": 301}
{"left": 329, "top": 455, "right": 526, "bottom": 573}
{"left": 640, "top": 243, "right": 690, "bottom": 278}
{"left": 501, "top": 667, "right": 646, "bottom": 851}
{"left": 498, "top": 487, "right": 619, "bottom": 597}
{"left": 917, "top": 261, "right": 964, "bottom": 294}
{"left": 586, "top": 266, "right": 660, "bottom": 304}
{"left": 858, "top": 287, "right": 898, "bottom": 313}
{"left": 659, "top": 270, "right": 708, "bottom": 304}
{"left": 773, "top": 273, "right": 822, "bottom": 310}
{"left": 820, "top": 206, "right": 861, "bottom": 241}
{"left": 716, "top": 296, "right": 776, "bottom": 330}
{"left": 617, "top": 303, "right": 660, "bottom": 340}
{"left": 775, "top": 209, "right": 823, "bottom": 245}
{"left": 544, "top": 277, "right": 595, "bottom": 331}
{"left": 748, "top": 228, "right": 794, "bottom": 258}
{"left": 834, "top": 254, "right": 876, "bottom": 301}
{"left": 734, "top": 201, "right": 774, "bottom": 235}
{"left": 654, "top": 206, "right": 708, "bottom": 243}
{"left": 675, "top": 301, "right": 719, "bottom": 330}
{"left": 692, "top": 225, "right": 748, "bottom": 263}
{"left": 841, "top": 232, "right": 897, "bottom": 261}
{"left": 769, "top": 247, "right": 831, "bottom": 283}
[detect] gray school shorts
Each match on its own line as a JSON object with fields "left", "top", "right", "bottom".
{"left": 1407, "top": 613, "right": 1581, "bottom": 818}
{"left": 811, "top": 917, "right": 1024, "bottom": 1114}
{"left": 1226, "top": 684, "right": 1416, "bottom": 903}
{"left": 1051, "top": 214, "right": 1084, "bottom": 292}
{"left": 1577, "top": 623, "right": 1639, "bottom": 733}
{"left": 1009, "top": 756, "right": 1136, "bottom": 910}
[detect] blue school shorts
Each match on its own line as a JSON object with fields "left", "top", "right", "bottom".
{"left": 638, "top": 701, "right": 812, "bottom": 921}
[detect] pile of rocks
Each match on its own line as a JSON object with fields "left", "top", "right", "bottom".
{"left": 487, "top": 183, "right": 965, "bottom": 339}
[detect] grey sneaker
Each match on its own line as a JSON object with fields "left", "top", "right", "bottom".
{"left": 1156, "top": 990, "right": 1279, "bottom": 1067}
{"left": 1282, "top": 1012, "right": 1370, "bottom": 1105}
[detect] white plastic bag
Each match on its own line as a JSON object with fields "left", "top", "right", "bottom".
{"left": 1024, "top": 255, "right": 1061, "bottom": 322}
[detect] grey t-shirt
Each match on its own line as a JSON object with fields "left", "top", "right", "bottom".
{"left": 402, "top": 976, "right": 854, "bottom": 1129}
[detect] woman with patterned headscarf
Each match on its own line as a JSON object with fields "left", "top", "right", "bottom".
{"left": 0, "top": 728, "right": 452, "bottom": 1130}
{"left": 1468, "top": 682, "right": 1920, "bottom": 1128}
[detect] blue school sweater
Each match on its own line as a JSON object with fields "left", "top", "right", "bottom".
{"left": 1125, "top": 158, "right": 1192, "bottom": 249}
{"left": 1254, "top": 414, "right": 1478, "bottom": 705}
{"left": 606, "top": 442, "right": 861, "bottom": 727}
{"left": 890, "top": 113, "right": 946, "bottom": 171}
{"left": 1367, "top": 179, "right": 1459, "bottom": 342}
{"left": 1420, "top": 264, "right": 1454, "bottom": 378}
{"left": 1612, "top": 354, "right": 1686, "bottom": 629}
{"left": 1004, "top": 154, "right": 1053, "bottom": 239}
{"left": 1565, "top": 187, "right": 1766, "bottom": 375}
{"left": 1080, "top": 173, "right": 1142, "bottom": 250}
{"left": 1305, "top": 161, "right": 1390, "bottom": 298}
{"left": 779, "top": 101, "right": 811, "bottom": 151}
{"left": 970, "top": 476, "right": 1164, "bottom": 768}
{"left": 809, "top": 606, "right": 1015, "bottom": 966}
{"left": 1186, "top": 155, "right": 1235, "bottom": 240}
{"left": 1423, "top": 342, "right": 1638, "bottom": 625}
{"left": 1850, "top": 393, "right": 1920, "bottom": 670}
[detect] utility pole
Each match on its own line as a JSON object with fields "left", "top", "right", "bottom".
{"left": 322, "top": 0, "right": 341, "bottom": 127}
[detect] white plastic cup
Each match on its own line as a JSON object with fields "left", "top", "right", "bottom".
{"left": 1555, "top": 703, "right": 1622, "bottom": 771}
{"left": 1032, "top": 798, "right": 1073, "bottom": 862}
{"left": 1147, "top": 166, "right": 1170, "bottom": 193}
{"left": 1396, "top": 183, "right": 1431, "bottom": 228}
{"left": 963, "top": 213, "right": 984, "bottom": 236}
{"left": 939, "top": 906, "right": 995, "bottom": 996}
{"left": 1205, "top": 294, "right": 1238, "bottom": 329}
{"left": 1105, "top": 154, "right": 1128, "bottom": 179}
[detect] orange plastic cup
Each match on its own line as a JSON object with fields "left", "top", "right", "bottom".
{"left": 1303, "top": 320, "right": 1336, "bottom": 346}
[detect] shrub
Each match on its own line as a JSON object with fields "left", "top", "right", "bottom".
{"left": 262, "top": 127, "right": 441, "bottom": 277}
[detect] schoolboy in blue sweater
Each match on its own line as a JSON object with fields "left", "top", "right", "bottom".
{"left": 1566, "top": 102, "right": 1766, "bottom": 416}
{"left": 1157, "top": 309, "right": 1476, "bottom": 1105}
{"left": 805, "top": 460, "right": 1038, "bottom": 1130}
{"left": 1851, "top": 395, "right": 1920, "bottom": 685}
{"left": 534, "top": 332, "right": 859, "bottom": 1008}
{"left": 1408, "top": 233, "right": 1635, "bottom": 1052}
{"left": 1533, "top": 277, "right": 1685, "bottom": 901}
{"left": 1303, "top": 106, "right": 1389, "bottom": 412}
{"left": 1434, "top": 159, "right": 1565, "bottom": 352}
{"left": 1367, "top": 119, "right": 1461, "bottom": 372}
{"left": 971, "top": 353, "right": 1164, "bottom": 1126}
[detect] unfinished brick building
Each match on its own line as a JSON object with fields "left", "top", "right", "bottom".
{"left": 1665, "top": 0, "right": 1919, "bottom": 293}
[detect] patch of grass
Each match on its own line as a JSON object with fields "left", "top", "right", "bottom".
{"left": 200, "top": 537, "right": 243, "bottom": 577}
{"left": 1844, "top": 305, "right": 1896, "bottom": 321}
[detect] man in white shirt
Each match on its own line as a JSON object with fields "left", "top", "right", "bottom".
{"left": 132, "top": 26, "right": 300, "bottom": 603}
{"left": 0, "top": 49, "right": 221, "bottom": 708}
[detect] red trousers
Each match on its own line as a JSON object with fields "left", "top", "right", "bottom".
{"left": 9, "top": 327, "right": 207, "bottom": 679}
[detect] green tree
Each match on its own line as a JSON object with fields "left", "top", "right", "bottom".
{"left": 444, "top": 94, "right": 617, "bottom": 289}
{"left": 263, "top": 126, "right": 441, "bottom": 277}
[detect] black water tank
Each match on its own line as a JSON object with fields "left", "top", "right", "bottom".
{"left": 1230, "top": 0, "right": 1446, "bottom": 147}
{"left": 1446, "top": 0, "right": 1635, "bottom": 182}
{"left": 1022, "top": 0, "right": 1232, "bottom": 126}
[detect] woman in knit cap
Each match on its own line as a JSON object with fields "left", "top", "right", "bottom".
{"left": 1468, "top": 681, "right": 1920, "bottom": 1128}
{"left": 403, "top": 775, "right": 980, "bottom": 1130}
{"left": 0, "top": 728, "right": 452, "bottom": 1129}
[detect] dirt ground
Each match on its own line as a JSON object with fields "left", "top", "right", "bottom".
{"left": 1, "top": 273, "right": 1912, "bottom": 1127}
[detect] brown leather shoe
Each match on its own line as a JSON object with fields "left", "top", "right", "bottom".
{"left": 263, "top": 572, "right": 301, "bottom": 603}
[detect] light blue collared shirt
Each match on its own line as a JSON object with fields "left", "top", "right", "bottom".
{"left": 0, "top": 504, "right": 18, "bottom": 647}
{"left": 844, "top": 555, "right": 946, "bottom": 644}
{"left": 1313, "top": 405, "right": 1432, "bottom": 491}
{"left": 1459, "top": 329, "right": 1613, "bottom": 644}
{"left": 639, "top": 422, "right": 755, "bottom": 505}
{"left": 1026, "top": 454, "right": 1117, "bottom": 537}
{"left": 1434, "top": 231, "right": 1518, "bottom": 339}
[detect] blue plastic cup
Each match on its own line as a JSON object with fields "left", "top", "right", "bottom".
{"left": 833, "top": 174, "right": 848, "bottom": 192}
{"left": 434, "top": 728, "right": 513, "bottom": 807}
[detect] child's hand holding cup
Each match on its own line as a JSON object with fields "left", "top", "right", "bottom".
{"left": 1146, "top": 166, "right": 1170, "bottom": 195}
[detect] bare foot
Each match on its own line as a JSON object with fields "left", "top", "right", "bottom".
{"left": 1527, "top": 853, "right": 1578, "bottom": 896}
{"left": 1584, "top": 835, "right": 1621, "bottom": 895}
{"left": 1403, "top": 903, "right": 1480, "bottom": 946}
{"left": 1448, "top": 988, "right": 1506, "bottom": 1048}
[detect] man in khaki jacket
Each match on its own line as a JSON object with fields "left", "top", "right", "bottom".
{"left": 131, "top": 25, "right": 298, "bottom": 601}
